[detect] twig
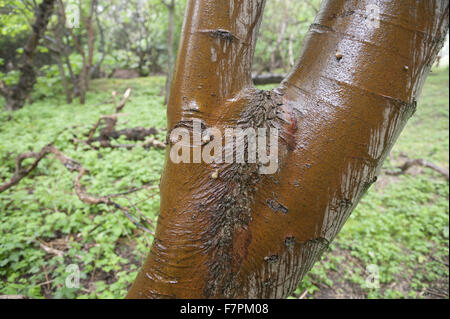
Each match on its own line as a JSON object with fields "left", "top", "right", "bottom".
{"left": 39, "top": 241, "right": 64, "bottom": 258}
{"left": 298, "top": 290, "right": 308, "bottom": 299}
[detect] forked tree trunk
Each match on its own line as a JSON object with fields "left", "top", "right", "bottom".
{"left": 0, "top": 0, "right": 56, "bottom": 111}
{"left": 127, "top": 0, "right": 449, "bottom": 299}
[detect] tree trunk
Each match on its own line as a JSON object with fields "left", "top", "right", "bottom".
{"left": 163, "top": 0, "right": 176, "bottom": 105}
{"left": 54, "top": 51, "right": 72, "bottom": 104}
{"left": 55, "top": 0, "right": 79, "bottom": 100}
{"left": 0, "top": 0, "right": 56, "bottom": 111}
{"left": 51, "top": 13, "right": 73, "bottom": 104}
{"left": 127, "top": 0, "right": 449, "bottom": 299}
{"left": 77, "top": 0, "right": 97, "bottom": 104}
{"left": 88, "top": 2, "right": 106, "bottom": 79}
{"left": 269, "top": 0, "right": 288, "bottom": 71}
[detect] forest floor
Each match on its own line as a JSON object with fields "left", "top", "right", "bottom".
{"left": 0, "top": 68, "right": 448, "bottom": 299}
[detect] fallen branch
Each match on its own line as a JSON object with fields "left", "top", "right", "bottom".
{"left": 39, "top": 241, "right": 64, "bottom": 258}
{"left": 0, "top": 295, "right": 29, "bottom": 299}
{"left": 83, "top": 89, "right": 165, "bottom": 150}
{"left": 0, "top": 145, "right": 80, "bottom": 193}
{"left": 252, "top": 73, "right": 286, "bottom": 85}
{"left": 89, "top": 127, "right": 159, "bottom": 142}
{"left": 386, "top": 158, "right": 449, "bottom": 181}
{"left": 0, "top": 145, "right": 155, "bottom": 234}
{"left": 298, "top": 290, "right": 308, "bottom": 299}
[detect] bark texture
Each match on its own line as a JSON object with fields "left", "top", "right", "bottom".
{"left": 1, "top": 0, "right": 56, "bottom": 111}
{"left": 127, "top": 0, "right": 449, "bottom": 299}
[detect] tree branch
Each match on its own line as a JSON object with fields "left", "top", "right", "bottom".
{"left": 386, "top": 158, "right": 449, "bottom": 181}
{"left": 0, "top": 145, "right": 155, "bottom": 234}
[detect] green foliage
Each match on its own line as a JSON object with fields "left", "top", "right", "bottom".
{"left": 0, "top": 69, "right": 448, "bottom": 299}
{"left": 0, "top": 77, "right": 166, "bottom": 299}
{"left": 0, "top": 0, "right": 34, "bottom": 37}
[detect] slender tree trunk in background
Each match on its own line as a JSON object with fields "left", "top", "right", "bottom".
{"left": 77, "top": 0, "right": 96, "bottom": 104}
{"left": 89, "top": 2, "right": 106, "bottom": 79}
{"left": 58, "top": 0, "right": 96, "bottom": 104}
{"left": 128, "top": 0, "right": 449, "bottom": 299}
{"left": 163, "top": 0, "right": 175, "bottom": 105}
{"left": 55, "top": 0, "right": 79, "bottom": 100}
{"left": 270, "top": 0, "right": 288, "bottom": 71}
{"left": 54, "top": 51, "right": 72, "bottom": 104}
{"left": 0, "top": 0, "right": 56, "bottom": 111}
{"left": 51, "top": 12, "right": 73, "bottom": 104}
{"left": 76, "top": 52, "right": 88, "bottom": 104}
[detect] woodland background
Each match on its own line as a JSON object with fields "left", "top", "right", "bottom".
{"left": 0, "top": 0, "right": 449, "bottom": 299}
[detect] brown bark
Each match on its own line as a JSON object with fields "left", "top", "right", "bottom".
{"left": 1, "top": 0, "right": 56, "bottom": 111}
{"left": 89, "top": 2, "right": 106, "bottom": 79}
{"left": 45, "top": 11, "right": 73, "bottom": 104}
{"left": 54, "top": 51, "right": 72, "bottom": 103}
{"left": 127, "top": 0, "right": 449, "bottom": 299}
{"left": 77, "top": 0, "right": 97, "bottom": 104}
{"left": 54, "top": 0, "right": 79, "bottom": 99}
{"left": 85, "top": 0, "right": 96, "bottom": 72}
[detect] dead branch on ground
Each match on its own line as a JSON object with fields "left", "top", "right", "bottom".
{"left": 82, "top": 88, "right": 165, "bottom": 150}
{"left": 0, "top": 144, "right": 156, "bottom": 235}
{"left": 386, "top": 158, "right": 449, "bottom": 181}
{"left": 0, "top": 295, "right": 29, "bottom": 299}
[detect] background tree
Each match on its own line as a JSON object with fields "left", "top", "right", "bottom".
{"left": 127, "top": 0, "right": 449, "bottom": 298}
{"left": 57, "top": 0, "right": 97, "bottom": 104}
{"left": 253, "top": 0, "right": 319, "bottom": 75}
{"left": 162, "top": 0, "right": 175, "bottom": 105}
{"left": 0, "top": 0, "right": 56, "bottom": 110}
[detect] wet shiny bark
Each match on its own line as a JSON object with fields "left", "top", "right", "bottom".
{"left": 127, "top": 0, "right": 449, "bottom": 298}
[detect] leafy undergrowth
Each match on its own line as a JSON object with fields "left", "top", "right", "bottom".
{"left": 0, "top": 69, "right": 448, "bottom": 299}
{"left": 0, "top": 77, "right": 166, "bottom": 298}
